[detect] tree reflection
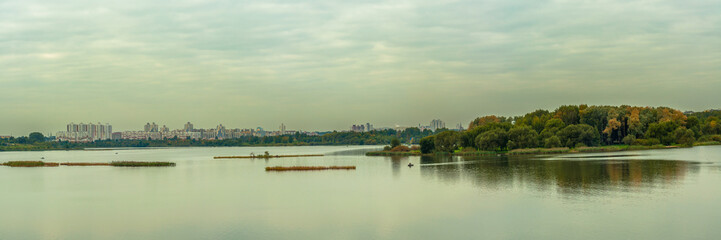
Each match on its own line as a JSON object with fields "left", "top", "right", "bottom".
{"left": 420, "top": 155, "right": 700, "bottom": 195}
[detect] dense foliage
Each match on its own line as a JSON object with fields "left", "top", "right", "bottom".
{"left": 424, "top": 105, "right": 721, "bottom": 153}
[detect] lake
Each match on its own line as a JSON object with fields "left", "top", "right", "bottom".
{"left": 2, "top": 145, "right": 721, "bottom": 239}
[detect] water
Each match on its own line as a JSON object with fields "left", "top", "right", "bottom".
{"left": 2, "top": 145, "right": 721, "bottom": 239}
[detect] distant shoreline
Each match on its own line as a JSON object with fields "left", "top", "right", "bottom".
{"left": 0, "top": 144, "right": 384, "bottom": 152}
{"left": 366, "top": 143, "right": 721, "bottom": 157}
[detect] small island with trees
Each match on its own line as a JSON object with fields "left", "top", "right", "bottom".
{"left": 367, "top": 105, "right": 721, "bottom": 156}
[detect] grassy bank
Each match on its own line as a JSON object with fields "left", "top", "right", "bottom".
{"left": 265, "top": 166, "right": 356, "bottom": 171}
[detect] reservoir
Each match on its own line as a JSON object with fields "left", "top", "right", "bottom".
{"left": 1, "top": 145, "right": 720, "bottom": 239}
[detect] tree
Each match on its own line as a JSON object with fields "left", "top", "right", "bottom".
{"left": 507, "top": 126, "right": 539, "bottom": 149}
{"left": 686, "top": 116, "right": 702, "bottom": 138}
{"left": 468, "top": 115, "right": 502, "bottom": 129}
{"left": 645, "top": 121, "right": 680, "bottom": 145}
{"left": 390, "top": 138, "right": 401, "bottom": 148}
{"left": 580, "top": 106, "right": 609, "bottom": 135}
{"left": 673, "top": 127, "right": 695, "bottom": 146}
{"left": 544, "top": 136, "right": 562, "bottom": 148}
{"left": 475, "top": 129, "right": 508, "bottom": 151}
{"left": 420, "top": 136, "right": 435, "bottom": 154}
{"left": 622, "top": 135, "right": 636, "bottom": 145}
{"left": 434, "top": 131, "right": 461, "bottom": 152}
{"left": 556, "top": 124, "right": 600, "bottom": 147}
{"left": 28, "top": 132, "right": 45, "bottom": 144}
{"left": 540, "top": 118, "right": 565, "bottom": 140}
{"left": 554, "top": 105, "right": 580, "bottom": 125}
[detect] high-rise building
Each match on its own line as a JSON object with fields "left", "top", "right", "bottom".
{"left": 280, "top": 123, "right": 286, "bottom": 135}
{"left": 57, "top": 122, "right": 112, "bottom": 142}
{"left": 351, "top": 124, "right": 365, "bottom": 132}
{"left": 144, "top": 122, "right": 159, "bottom": 132}
{"left": 430, "top": 119, "right": 445, "bottom": 131}
{"left": 184, "top": 122, "right": 194, "bottom": 132}
{"left": 365, "top": 123, "right": 373, "bottom": 132}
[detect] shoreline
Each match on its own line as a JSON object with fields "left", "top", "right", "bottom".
{"left": 365, "top": 142, "right": 721, "bottom": 157}
{"left": 0, "top": 145, "right": 384, "bottom": 152}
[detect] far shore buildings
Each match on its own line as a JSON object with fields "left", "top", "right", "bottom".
{"left": 56, "top": 122, "right": 113, "bottom": 142}
{"left": 56, "top": 122, "right": 314, "bottom": 142}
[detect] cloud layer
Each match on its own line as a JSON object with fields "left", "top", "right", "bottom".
{"left": 1, "top": 0, "right": 720, "bottom": 134}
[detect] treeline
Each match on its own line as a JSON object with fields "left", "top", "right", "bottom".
{"left": 0, "top": 128, "right": 437, "bottom": 151}
{"left": 420, "top": 105, "right": 721, "bottom": 154}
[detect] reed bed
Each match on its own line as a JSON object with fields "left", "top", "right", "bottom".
{"left": 1, "top": 161, "right": 59, "bottom": 167}
{"left": 60, "top": 162, "right": 111, "bottom": 166}
{"left": 110, "top": 161, "right": 176, "bottom": 167}
{"left": 265, "top": 166, "right": 356, "bottom": 171}
{"left": 214, "top": 154, "right": 324, "bottom": 159}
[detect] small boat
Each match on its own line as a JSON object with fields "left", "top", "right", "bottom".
{"left": 41, "top": 157, "right": 45, "bottom": 159}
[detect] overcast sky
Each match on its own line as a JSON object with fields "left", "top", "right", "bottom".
{"left": 1, "top": 0, "right": 720, "bottom": 135}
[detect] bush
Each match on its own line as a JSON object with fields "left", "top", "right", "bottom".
{"left": 673, "top": 127, "right": 695, "bottom": 146}
{"left": 420, "top": 136, "right": 435, "bottom": 154}
{"left": 507, "top": 126, "right": 539, "bottom": 149}
{"left": 475, "top": 129, "right": 508, "bottom": 151}
{"left": 634, "top": 138, "right": 661, "bottom": 146}
{"left": 383, "top": 146, "right": 392, "bottom": 151}
{"left": 544, "top": 136, "right": 562, "bottom": 148}
{"left": 390, "top": 146, "right": 411, "bottom": 152}
{"left": 622, "top": 135, "right": 636, "bottom": 145}
{"left": 390, "top": 138, "right": 401, "bottom": 148}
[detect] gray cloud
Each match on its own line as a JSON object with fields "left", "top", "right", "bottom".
{"left": 1, "top": 0, "right": 720, "bottom": 135}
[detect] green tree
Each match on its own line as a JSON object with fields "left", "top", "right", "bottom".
{"left": 645, "top": 121, "right": 680, "bottom": 145}
{"left": 540, "top": 118, "right": 565, "bottom": 140}
{"left": 673, "top": 127, "right": 695, "bottom": 146}
{"left": 390, "top": 138, "right": 401, "bottom": 148}
{"left": 507, "top": 126, "right": 539, "bottom": 149}
{"left": 557, "top": 124, "right": 600, "bottom": 147}
{"left": 434, "top": 131, "right": 461, "bottom": 152}
{"left": 419, "top": 136, "right": 435, "bottom": 154}
{"left": 475, "top": 129, "right": 508, "bottom": 151}
{"left": 544, "top": 136, "right": 562, "bottom": 148}
{"left": 28, "top": 132, "right": 45, "bottom": 144}
{"left": 554, "top": 105, "right": 580, "bottom": 126}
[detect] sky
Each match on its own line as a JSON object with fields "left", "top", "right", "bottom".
{"left": 1, "top": 0, "right": 720, "bottom": 135}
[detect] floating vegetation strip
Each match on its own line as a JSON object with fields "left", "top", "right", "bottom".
{"left": 60, "top": 162, "right": 111, "bottom": 166}
{"left": 265, "top": 166, "right": 356, "bottom": 171}
{"left": 1, "top": 161, "right": 59, "bottom": 167}
{"left": 365, "top": 151, "right": 420, "bottom": 156}
{"left": 110, "top": 161, "right": 176, "bottom": 167}
{"left": 2, "top": 161, "right": 175, "bottom": 167}
{"left": 214, "top": 154, "right": 324, "bottom": 159}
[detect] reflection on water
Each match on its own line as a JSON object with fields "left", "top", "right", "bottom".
{"left": 420, "top": 155, "right": 700, "bottom": 195}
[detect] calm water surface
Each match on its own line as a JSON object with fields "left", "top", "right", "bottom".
{"left": 2, "top": 145, "right": 721, "bottom": 239}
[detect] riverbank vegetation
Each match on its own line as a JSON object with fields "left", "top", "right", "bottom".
{"left": 414, "top": 105, "right": 721, "bottom": 155}
{"left": 1, "top": 161, "right": 59, "bottom": 167}
{"left": 1, "top": 161, "right": 175, "bottom": 167}
{"left": 0, "top": 128, "right": 437, "bottom": 151}
{"left": 110, "top": 161, "right": 175, "bottom": 167}
{"left": 265, "top": 166, "right": 356, "bottom": 171}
